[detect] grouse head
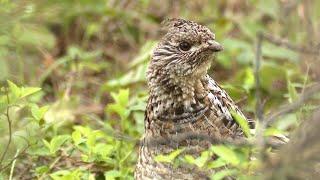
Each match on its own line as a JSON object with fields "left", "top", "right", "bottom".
{"left": 147, "top": 18, "right": 223, "bottom": 88}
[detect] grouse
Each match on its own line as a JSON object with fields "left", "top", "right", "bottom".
{"left": 135, "top": 18, "right": 250, "bottom": 180}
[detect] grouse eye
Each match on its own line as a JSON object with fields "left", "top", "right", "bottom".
{"left": 179, "top": 42, "right": 191, "bottom": 51}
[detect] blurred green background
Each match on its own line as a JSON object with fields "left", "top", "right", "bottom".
{"left": 0, "top": 0, "right": 319, "bottom": 179}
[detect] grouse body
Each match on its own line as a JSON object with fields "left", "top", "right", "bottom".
{"left": 135, "top": 19, "right": 249, "bottom": 180}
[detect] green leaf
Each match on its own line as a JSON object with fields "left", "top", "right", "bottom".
{"left": 35, "top": 165, "right": 49, "bottom": 175}
{"left": 210, "top": 145, "right": 239, "bottom": 165}
{"left": 42, "top": 139, "right": 51, "bottom": 152}
{"left": 287, "top": 80, "right": 298, "bottom": 103}
{"left": 210, "top": 169, "right": 238, "bottom": 180}
{"left": 117, "top": 89, "right": 129, "bottom": 107}
{"left": 81, "top": 154, "right": 89, "bottom": 162}
{"left": 193, "top": 151, "right": 211, "bottom": 168}
{"left": 104, "top": 170, "right": 121, "bottom": 180}
{"left": 28, "top": 147, "right": 50, "bottom": 156}
{"left": 31, "top": 104, "right": 49, "bottom": 121}
{"left": 243, "top": 68, "right": 255, "bottom": 92}
{"left": 184, "top": 155, "right": 196, "bottom": 164}
{"left": 86, "top": 133, "right": 96, "bottom": 148}
{"left": 264, "top": 127, "right": 285, "bottom": 137}
{"left": 106, "top": 89, "right": 130, "bottom": 120}
{"left": 7, "top": 80, "right": 20, "bottom": 98}
{"left": 50, "top": 170, "right": 71, "bottom": 179}
{"left": 94, "top": 143, "right": 114, "bottom": 159}
{"left": 106, "top": 104, "right": 128, "bottom": 120}
{"left": 154, "top": 148, "right": 184, "bottom": 163}
{"left": 74, "top": 126, "right": 91, "bottom": 137}
{"left": 230, "top": 110, "right": 251, "bottom": 138}
{"left": 207, "top": 158, "right": 228, "bottom": 169}
{"left": 7, "top": 80, "right": 41, "bottom": 99}
{"left": 72, "top": 130, "right": 82, "bottom": 145}
{"left": 50, "top": 135, "right": 70, "bottom": 154}
{"left": 20, "top": 87, "right": 41, "bottom": 98}
{"left": 50, "top": 170, "right": 81, "bottom": 180}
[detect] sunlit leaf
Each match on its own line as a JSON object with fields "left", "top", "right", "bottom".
{"left": 86, "top": 133, "right": 96, "bottom": 148}
{"left": 106, "top": 89, "right": 130, "bottom": 120}
{"left": 7, "top": 80, "right": 20, "bottom": 98}
{"left": 231, "top": 110, "right": 252, "bottom": 138}
{"left": 42, "top": 139, "right": 51, "bottom": 152}
{"left": 50, "top": 135, "right": 70, "bottom": 154}
{"left": 210, "top": 169, "right": 238, "bottom": 180}
{"left": 31, "top": 104, "right": 49, "bottom": 121}
{"left": 72, "top": 130, "right": 82, "bottom": 145}
{"left": 264, "top": 127, "right": 285, "bottom": 137}
{"left": 35, "top": 165, "right": 49, "bottom": 175}
{"left": 210, "top": 145, "right": 240, "bottom": 165}
{"left": 117, "top": 89, "right": 129, "bottom": 107}
{"left": 155, "top": 148, "right": 185, "bottom": 163}
{"left": 287, "top": 80, "right": 298, "bottom": 103}
{"left": 94, "top": 143, "right": 114, "bottom": 159}
{"left": 243, "top": 68, "right": 255, "bottom": 92}
{"left": 20, "top": 87, "right": 41, "bottom": 98}
{"left": 104, "top": 170, "right": 121, "bottom": 180}
{"left": 207, "top": 158, "right": 228, "bottom": 169}
{"left": 184, "top": 155, "right": 196, "bottom": 164}
{"left": 50, "top": 169, "right": 81, "bottom": 180}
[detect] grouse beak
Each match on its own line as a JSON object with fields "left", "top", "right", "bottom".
{"left": 207, "top": 40, "right": 223, "bottom": 52}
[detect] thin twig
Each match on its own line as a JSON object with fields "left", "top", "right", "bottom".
{"left": 9, "top": 149, "right": 19, "bottom": 180}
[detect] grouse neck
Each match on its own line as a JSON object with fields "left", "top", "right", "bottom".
{"left": 148, "top": 74, "right": 208, "bottom": 123}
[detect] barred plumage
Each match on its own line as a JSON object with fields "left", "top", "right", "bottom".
{"left": 135, "top": 18, "right": 250, "bottom": 179}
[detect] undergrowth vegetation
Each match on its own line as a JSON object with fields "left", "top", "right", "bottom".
{"left": 0, "top": 0, "right": 319, "bottom": 179}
